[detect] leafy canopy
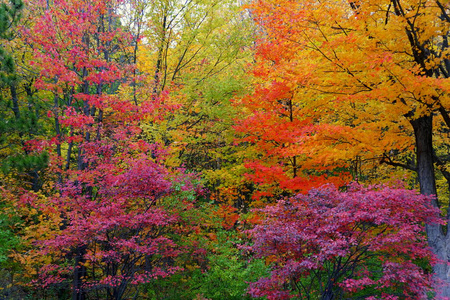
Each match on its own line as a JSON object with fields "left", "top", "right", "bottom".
{"left": 248, "top": 183, "right": 440, "bottom": 299}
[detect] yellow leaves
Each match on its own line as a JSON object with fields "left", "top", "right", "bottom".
{"left": 136, "top": 45, "right": 158, "bottom": 75}
{"left": 243, "top": 0, "right": 450, "bottom": 191}
{"left": 210, "top": 186, "right": 244, "bottom": 206}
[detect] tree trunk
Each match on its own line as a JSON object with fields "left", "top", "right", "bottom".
{"left": 410, "top": 115, "right": 450, "bottom": 297}
{"left": 321, "top": 290, "right": 335, "bottom": 300}
{"left": 72, "top": 245, "right": 87, "bottom": 300}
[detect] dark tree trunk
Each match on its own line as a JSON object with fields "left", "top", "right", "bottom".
{"left": 72, "top": 246, "right": 87, "bottom": 300}
{"left": 410, "top": 115, "right": 450, "bottom": 296}
{"left": 321, "top": 290, "right": 335, "bottom": 300}
{"left": 411, "top": 115, "right": 438, "bottom": 198}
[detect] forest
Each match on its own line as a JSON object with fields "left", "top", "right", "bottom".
{"left": 1, "top": 0, "right": 450, "bottom": 299}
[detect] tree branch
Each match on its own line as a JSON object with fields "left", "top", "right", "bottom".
{"left": 380, "top": 153, "right": 417, "bottom": 171}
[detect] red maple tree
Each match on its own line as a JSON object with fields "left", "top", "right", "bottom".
{"left": 248, "top": 183, "right": 441, "bottom": 299}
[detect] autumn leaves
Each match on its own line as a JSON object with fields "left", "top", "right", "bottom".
{"left": 1, "top": 0, "right": 450, "bottom": 298}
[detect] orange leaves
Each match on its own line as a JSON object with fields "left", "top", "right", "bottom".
{"left": 213, "top": 205, "right": 239, "bottom": 230}
{"left": 280, "top": 173, "right": 350, "bottom": 193}
{"left": 237, "top": 0, "right": 450, "bottom": 193}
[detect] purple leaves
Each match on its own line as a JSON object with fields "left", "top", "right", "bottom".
{"left": 248, "top": 183, "right": 442, "bottom": 299}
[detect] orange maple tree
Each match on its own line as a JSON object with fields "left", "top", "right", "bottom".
{"left": 241, "top": 0, "right": 450, "bottom": 295}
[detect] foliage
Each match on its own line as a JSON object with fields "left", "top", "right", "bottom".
{"left": 0, "top": 0, "right": 49, "bottom": 191}
{"left": 2, "top": 0, "right": 449, "bottom": 298}
{"left": 0, "top": 0, "right": 23, "bottom": 79}
{"left": 142, "top": 206, "right": 268, "bottom": 300}
{"left": 248, "top": 183, "right": 441, "bottom": 299}
{"left": 26, "top": 146, "right": 196, "bottom": 299}
{"left": 239, "top": 0, "right": 450, "bottom": 197}
{"left": 187, "top": 229, "right": 268, "bottom": 300}
{"left": 137, "top": 0, "right": 255, "bottom": 205}
{"left": 243, "top": 0, "right": 450, "bottom": 294}
{"left": 0, "top": 0, "right": 24, "bottom": 258}
{"left": 9, "top": 0, "right": 202, "bottom": 299}
{"left": 0, "top": 196, "right": 21, "bottom": 266}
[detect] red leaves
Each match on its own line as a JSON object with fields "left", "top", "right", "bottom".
{"left": 24, "top": 0, "right": 132, "bottom": 94}
{"left": 21, "top": 0, "right": 200, "bottom": 289}
{"left": 59, "top": 107, "right": 94, "bottom": 128}
{"left": 103, "top": 158, "right": 172, "bottom": 201}
{"left": 32, "top": 147, "right": 200, "bottom": 293}
{"left": 248, "top": 183, "right": 442, "bottom": 299}
{"left": 236, "top": 66, "right": 350, "bottom": 200}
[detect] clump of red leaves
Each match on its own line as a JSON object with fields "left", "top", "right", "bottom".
{"left": 248, "top": 183, "right": 442, "bottom": 299}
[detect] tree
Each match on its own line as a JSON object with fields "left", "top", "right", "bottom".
{"left": 235, "top": 80, "right": 352, "bottom": 203}
{"left": 141, "top": 203, "right": 269, "bottom": 300}
{"left": 9, "top": 0, "right": 201, "bottom": 299}
{"left": 0, "top": 0, "right": 48, "bottom": 192}
{"left": 244, "top": 0, "right": 450, "bottom": 294}
{"left": 137, "top": 0, "right": 255, "bottom": 207}
{"left": 0, "top": 1, "right": 48, "bottom": 297}
{"left": 248, "top": 183, "right": 440, "bottom": 299}
{"left": 0, "top": 0, "right": 23, "bottom": 81}
{"left": 27, "top": 143, "right": 197, "bottom": 300}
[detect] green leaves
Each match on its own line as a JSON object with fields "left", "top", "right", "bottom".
{"left": 0, "top": 0, "right": 23, "bottom": 39}
{"left": 0, "top": 0, "right": 22, "bottom": 81}
{"left": 0, "top": 152, "right": 49, "bottom": 175}
{"left": 188, "top": 230, "right": 268, "bottom": 300}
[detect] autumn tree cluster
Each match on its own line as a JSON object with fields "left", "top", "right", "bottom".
{"left": 0, "top": 0, "right": 449, "bottom": 299}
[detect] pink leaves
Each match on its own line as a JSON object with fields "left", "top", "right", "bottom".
{"left": 248, "top": 183, "right": 441, "bottom": 298}
{"left": 33, "top": 158, "right": 189, "bottom": 292}
{"left": 102, "top": 158, "right": 172, "bottom": 202}
{"left": 32, "top": 264, "right": 73, "bottom": 289}
{"left": 31, "top": 138, "right": 199, "bottom": 294}
{"left": 341, "top": 277, "right": 376, "bottom": 293}
{"left": 17, "top": 0, "right": 207, "bottom": 297}
{"left": 24, "top": 0, "right": 133, "bottom": 94}
{"left": 60, "top": 106, "right": 94, "bottom": 128}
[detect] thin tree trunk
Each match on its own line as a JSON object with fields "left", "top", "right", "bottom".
{"left": 72, "top": 245, "right": 87, "bottom": 300}
{"left": 10, "top": 83, "right": 20, "bottom": 120}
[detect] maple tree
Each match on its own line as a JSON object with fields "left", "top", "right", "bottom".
{"left": 243, "top": 0, "right": 450, "bottom": 294}
{"left": 5, "top": 0, "right": 203, "bottom": 299}
{"left": 0, "top": 0, "right": 260, "bottom": 297}
{"left": 27, "top": 148, "right": 200, "bottom": 299}
{"left": 248, "top": 183, "right": 440, "bottom": 299}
